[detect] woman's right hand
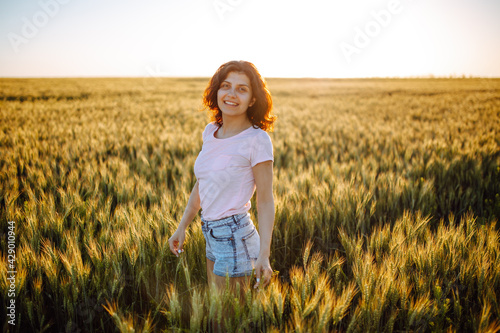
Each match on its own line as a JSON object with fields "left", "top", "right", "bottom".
{"left": 168, "top": 181, "right": 200, "bottom": 257}
{"left": 168, "top": 228, "right": 186, "bottom": 257}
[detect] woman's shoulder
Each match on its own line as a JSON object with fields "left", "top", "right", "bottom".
{"left": 247, "top": 126, "right": 273, "bottom": 150}
{"left": 205, "top": 121, "right": 219, "bottom": 131}
{"left": 202, "top": 122, "right": 219, "bottom": 139}
{"left": 249, "top": 125, "right": 272, "bottom": 139}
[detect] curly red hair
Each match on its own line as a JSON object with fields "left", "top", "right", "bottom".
{"left": 203, "top": 60, "right": 276, "bottom": 132}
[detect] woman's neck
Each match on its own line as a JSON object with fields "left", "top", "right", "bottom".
{"left": 218, "top": 115, "right": 252, "bottom": 137}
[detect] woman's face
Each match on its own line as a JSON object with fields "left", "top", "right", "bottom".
{"left": 217, "top": 71, "right": 255, "bottom": 119}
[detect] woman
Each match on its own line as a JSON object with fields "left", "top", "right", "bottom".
{"left": 168, "top": 60, "right": 276, "bottom": 291}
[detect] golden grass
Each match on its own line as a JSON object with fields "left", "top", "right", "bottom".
{"left": 0, "top": 77, "right": 499, "bottom": 332}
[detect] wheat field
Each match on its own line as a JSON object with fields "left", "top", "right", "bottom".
{"left": 0, "top": 77, "right": 499, "bottom": 332}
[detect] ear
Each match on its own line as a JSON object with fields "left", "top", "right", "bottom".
{"left": 249, "top": 97, "right": 256, "bottom": 107}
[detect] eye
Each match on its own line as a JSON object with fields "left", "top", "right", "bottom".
{"left": 239, "top": 87, "right": 249, "bottom": 93}
{"left": 220, "top": 82, "right": 230, "bottom": 89}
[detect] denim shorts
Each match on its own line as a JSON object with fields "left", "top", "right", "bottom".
{"left": 201, "top": 213, "right": 260, "bottom": 277}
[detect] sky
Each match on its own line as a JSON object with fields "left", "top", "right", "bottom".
{"left": 0, "top": 0, "right": 499, "bottom": 78}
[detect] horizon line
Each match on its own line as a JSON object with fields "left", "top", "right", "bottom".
{"left": 1, "top": 75, "right": 499, "bottom": 80}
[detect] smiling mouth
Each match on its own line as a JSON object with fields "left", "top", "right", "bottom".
{"left": 224, "top": 100, "right": 238, "bottom": 106}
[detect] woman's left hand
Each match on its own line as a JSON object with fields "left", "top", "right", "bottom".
{"left": 254, "top": 255, "right": 272, "bottom": 289}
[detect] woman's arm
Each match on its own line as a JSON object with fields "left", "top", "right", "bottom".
{"left": 252, "top": 160, "right": 275, "bottom": 288}
{"left": 168, "top": 180, "right": 201, "bottom": 257}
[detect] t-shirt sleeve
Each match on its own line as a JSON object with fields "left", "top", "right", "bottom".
{"left": 250, "top": 131, "right": 274, "bottom": 167}
{"left": 202, "top": 122, "right": 216, "bottom": 142}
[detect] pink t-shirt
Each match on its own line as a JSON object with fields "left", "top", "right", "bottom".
{"left": 194, "top": 122, "right": 274, "bottom": 221}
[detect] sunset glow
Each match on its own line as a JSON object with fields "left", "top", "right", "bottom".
{"left": 1, "top": 0, "right": 499, "bottom": 78}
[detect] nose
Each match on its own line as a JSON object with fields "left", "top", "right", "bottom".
{"left": 227, "top": 87, "right": 236, "bottom": 97}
